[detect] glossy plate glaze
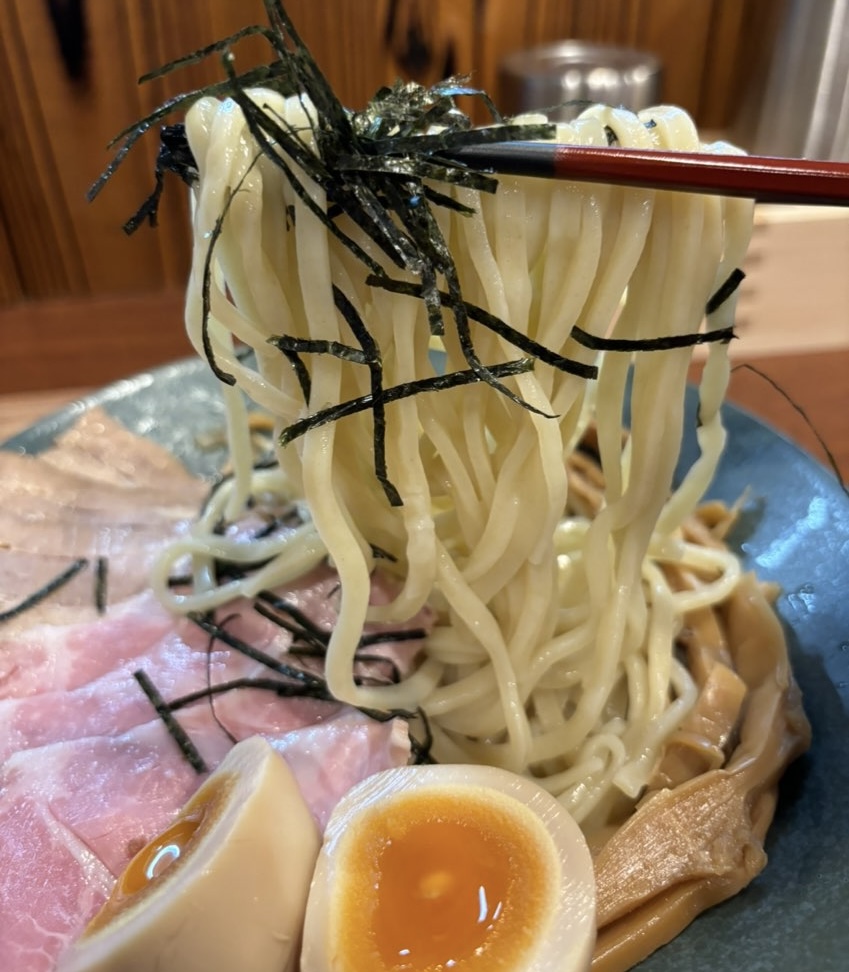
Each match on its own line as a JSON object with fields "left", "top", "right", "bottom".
{"left": 3, "top": 359, "right": 848, "bottom": 970}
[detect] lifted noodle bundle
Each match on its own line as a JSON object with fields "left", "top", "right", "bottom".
{"left": 117, "top": 6, "right": 810, "bottom": 966}
{"left": 159, "top": 88, "right": 753, "bottom": 821}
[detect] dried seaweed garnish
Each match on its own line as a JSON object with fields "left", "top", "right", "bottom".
{"left": 268, "top": 335, "right": 370, "bottom": 365}
{"left": 254, "top": 588, "right": 427, "bottom": 683}
{"left": 90, "top": 0, "right": 573, "bottom": 471}
{"left": 134, "top": 669, "right": 208, "bottom": 773}
{"left": 354, "top": 77, "right": 503, "bottom": 140}
{"left": 121, "top": 125, "right": 198, "bottom": 234}
{"left": 164, "top": 673, "right": 432, "bottom": 762}
{"left": 278, "top": 358, "right": 535, "bottom": 447}
{"left": 269, "top": 284, "right": 401, "bottom": 506}
{"left": 0, "top": 558, "right": 88, "bottom": 625}
{"left": 199, "top": 153, "right": 266, "bottom": 385}
{"left": 366, "top": 274, "right": 598, "bottom": 379}
{"left": 332, "top": 284, "right": 401, "bottom": 505}
{"left": 94, "top": 557, "right": 108, "bottom": 615}
{"left": 284, "top": 643, "right": 404, "bottom": 686}
{"left": 278, "top": 345, "right": 313, "bottom": 401}
{"left": 254, "top": 589, "right": 326, "bottom": 637}
{"left": 200, "top": 190, "right": 237, "bottom": 386}
{"left": 142, "top": 603, "right": 436, "bottom": 765}
{"left": 359, "top": 628, "right": 427, "bottom": 649}
{"left": 706, "top": 268, "right": 746, "bottom": 316}
{"left": 203, "top": 611, "right": 240, "bottom": 745}
{"left": 571, "top": 323, "right": 736, "bottom": 353}
{"left": 167, "top": 676, "right": 328, "bottom": 710}
{"left": 87, "top": 66, "right": 290, "bottom": 206}
{"left": 408, "top": 708, "right": 434, "bottom": 764}
{"left": 364, "top": 121, "right": 551, "bottom": 160}
{"left": 189, "top": 611, "right": 327, "bottom": 692}
{"left": 253, "top": 600, "right": 328, "bottom": 655}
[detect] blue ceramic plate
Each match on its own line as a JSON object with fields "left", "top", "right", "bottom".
{"left": 4, "top": 359, "right": 848, "bottom": 970}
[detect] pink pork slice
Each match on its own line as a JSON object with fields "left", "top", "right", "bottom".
{"left": 1, "top": 411, "right": 430, "bottom": 971}
{"left": 1, "top": 707, "right": 409, "bottom": 972}
{"left": 0, "top": 564, "right": 427, "bottom": 761}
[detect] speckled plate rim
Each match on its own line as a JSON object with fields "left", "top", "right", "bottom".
{"left": 3, "top": 358, "right": 848, "bottom": 971}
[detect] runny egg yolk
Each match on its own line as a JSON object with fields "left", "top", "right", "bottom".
{"left": 335, "top": 790, "right": 556, "bottom": 972}
{"left": 119, "top": 813, "right": 204, "bottom": 891}
{"left": 84, "top": 779, "right": 227, "bottom": 935}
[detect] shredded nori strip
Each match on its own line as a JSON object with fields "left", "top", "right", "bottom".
{"left": 706, "top": 268, "right": 746, "bottom": 316}
{"left": 189, "top": 611, "right": 328, "bottom": 692}
{"left": 122, "top": 125, "right": 198, "bottom": 234}
{"left": 268, "top": 335, "right": 370, "bottom": 365}
{"left": 278, "top": 358, "right": 535, "bottom": 447}
{"left": 89, "top": 0, "right": 581, "bottom": 476}
{"left": 331, "top": 284, "right": 401, "bottom": 505}
{"left": 571, "top": 323, "right": 736, "bottom": 353}
{"left": 359, "top": 627, "right": 427, "bottom": 649}
{"left": 164, "top": 673, "right": 432, "bottom": 762}
{"left": 366, "top": 274, "right": 598, "bottom": 379}
{"left": 253, "top": 600, "right": 329, "bottom": 655}
{"left": 200, "top": 191, "right": 237, "bottom": 385}
{"left": 167, "top": 675, "right": 333, "bottom": 710}
{"left": 199, "top": 155, "right": 268, "bottom": 386}
{"left": 94, "top": 557, "right": 108, "bottom": 615}
{"left": 151, "top": 619, "right": 433, "bottom": 763}
{"left": 413, "top": 711, "right": 435, "bottom": 763}
{"left": 0, "top": 558, "right": 89, "bottom": 625}
{"left": 255, "top": 590, "right": 328, "bottom": 641}
{"left": 284, "top": 644, "right": 403, "bottom": 686}
{"left": 202, "top": 612, "right": 240, "bottom": 745}
{"left": 254, "top": 588, "right": 427, "bottom": 679}
{"left": 134, "top": 669, "right": 209, "bottom": 773}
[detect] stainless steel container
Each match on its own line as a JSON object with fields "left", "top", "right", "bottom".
{"left": 497, "top": 41, "right": 662, "bottom": 121}
{"left": 735, "top": 0, "right": 849, "bottom": 160}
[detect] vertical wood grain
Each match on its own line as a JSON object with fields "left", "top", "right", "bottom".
{"left": 630, "top": 0, "right": 716, "bottom": 117}
{"left": 0, "top": 1, "right": 88, "bottom": 297}
{"left": 698, "top": 0, "right": 784, "bottom": 132}
{"left": 0, "top": 212, "right": 23, "bottom": 306}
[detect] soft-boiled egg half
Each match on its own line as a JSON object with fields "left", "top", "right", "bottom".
{"left": 301, "top": 763, "right": 597, "bottom": 972}
{"left": 58, "top": 735, "right": 320, "bottom": 972}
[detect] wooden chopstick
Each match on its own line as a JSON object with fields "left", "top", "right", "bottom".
{"left": 444, "top": 142, "right": 849, "bottom": 206}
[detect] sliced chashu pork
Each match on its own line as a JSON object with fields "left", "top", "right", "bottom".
{"left": 0, "top": 410, "right": 427, "bottom": 972}
{"left": 0, "top": 707, "right": 409, "bottom": 972}
{"left": 0, "top": 408, "right": 207, "bottom": 631}
{"left": 0, "top": 563, "right": 426, "bottom": 762}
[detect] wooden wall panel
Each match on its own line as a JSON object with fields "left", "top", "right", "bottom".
{"left": 631, "top": 0, "right": 716, "bottom": 117}
{"left": 0, "top": 210, "right": 23, "bottom": 306}
{"left": 0, "top": 0, "right": 773, "bottom": 312}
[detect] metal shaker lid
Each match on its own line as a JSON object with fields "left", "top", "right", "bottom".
{"left": 498, "top": 41, "right": 662, "bottom": 121}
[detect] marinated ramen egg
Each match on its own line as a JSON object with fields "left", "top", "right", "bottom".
{"left": 300, "top": 764, "right": 596, "bottom": 972}
{"left": 58, "top": 736, "right": 320, "bottom": 972}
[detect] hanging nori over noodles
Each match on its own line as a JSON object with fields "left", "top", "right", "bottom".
{"left": 90, "top": 0, "right": 742, "bottom": 507}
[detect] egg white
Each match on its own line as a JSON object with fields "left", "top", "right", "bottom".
{"left": 58, "top": 736, "right": 320, "bottom": 972}
{"left": 300, "top": 763, "right": 597, "bottom": 972}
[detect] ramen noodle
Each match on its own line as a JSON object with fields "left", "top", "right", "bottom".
{"left": 81, "top": 5, "right": 814, "bottom": 959}
{"left": 146, "top": 86, "right": 760, "bottom": 825}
